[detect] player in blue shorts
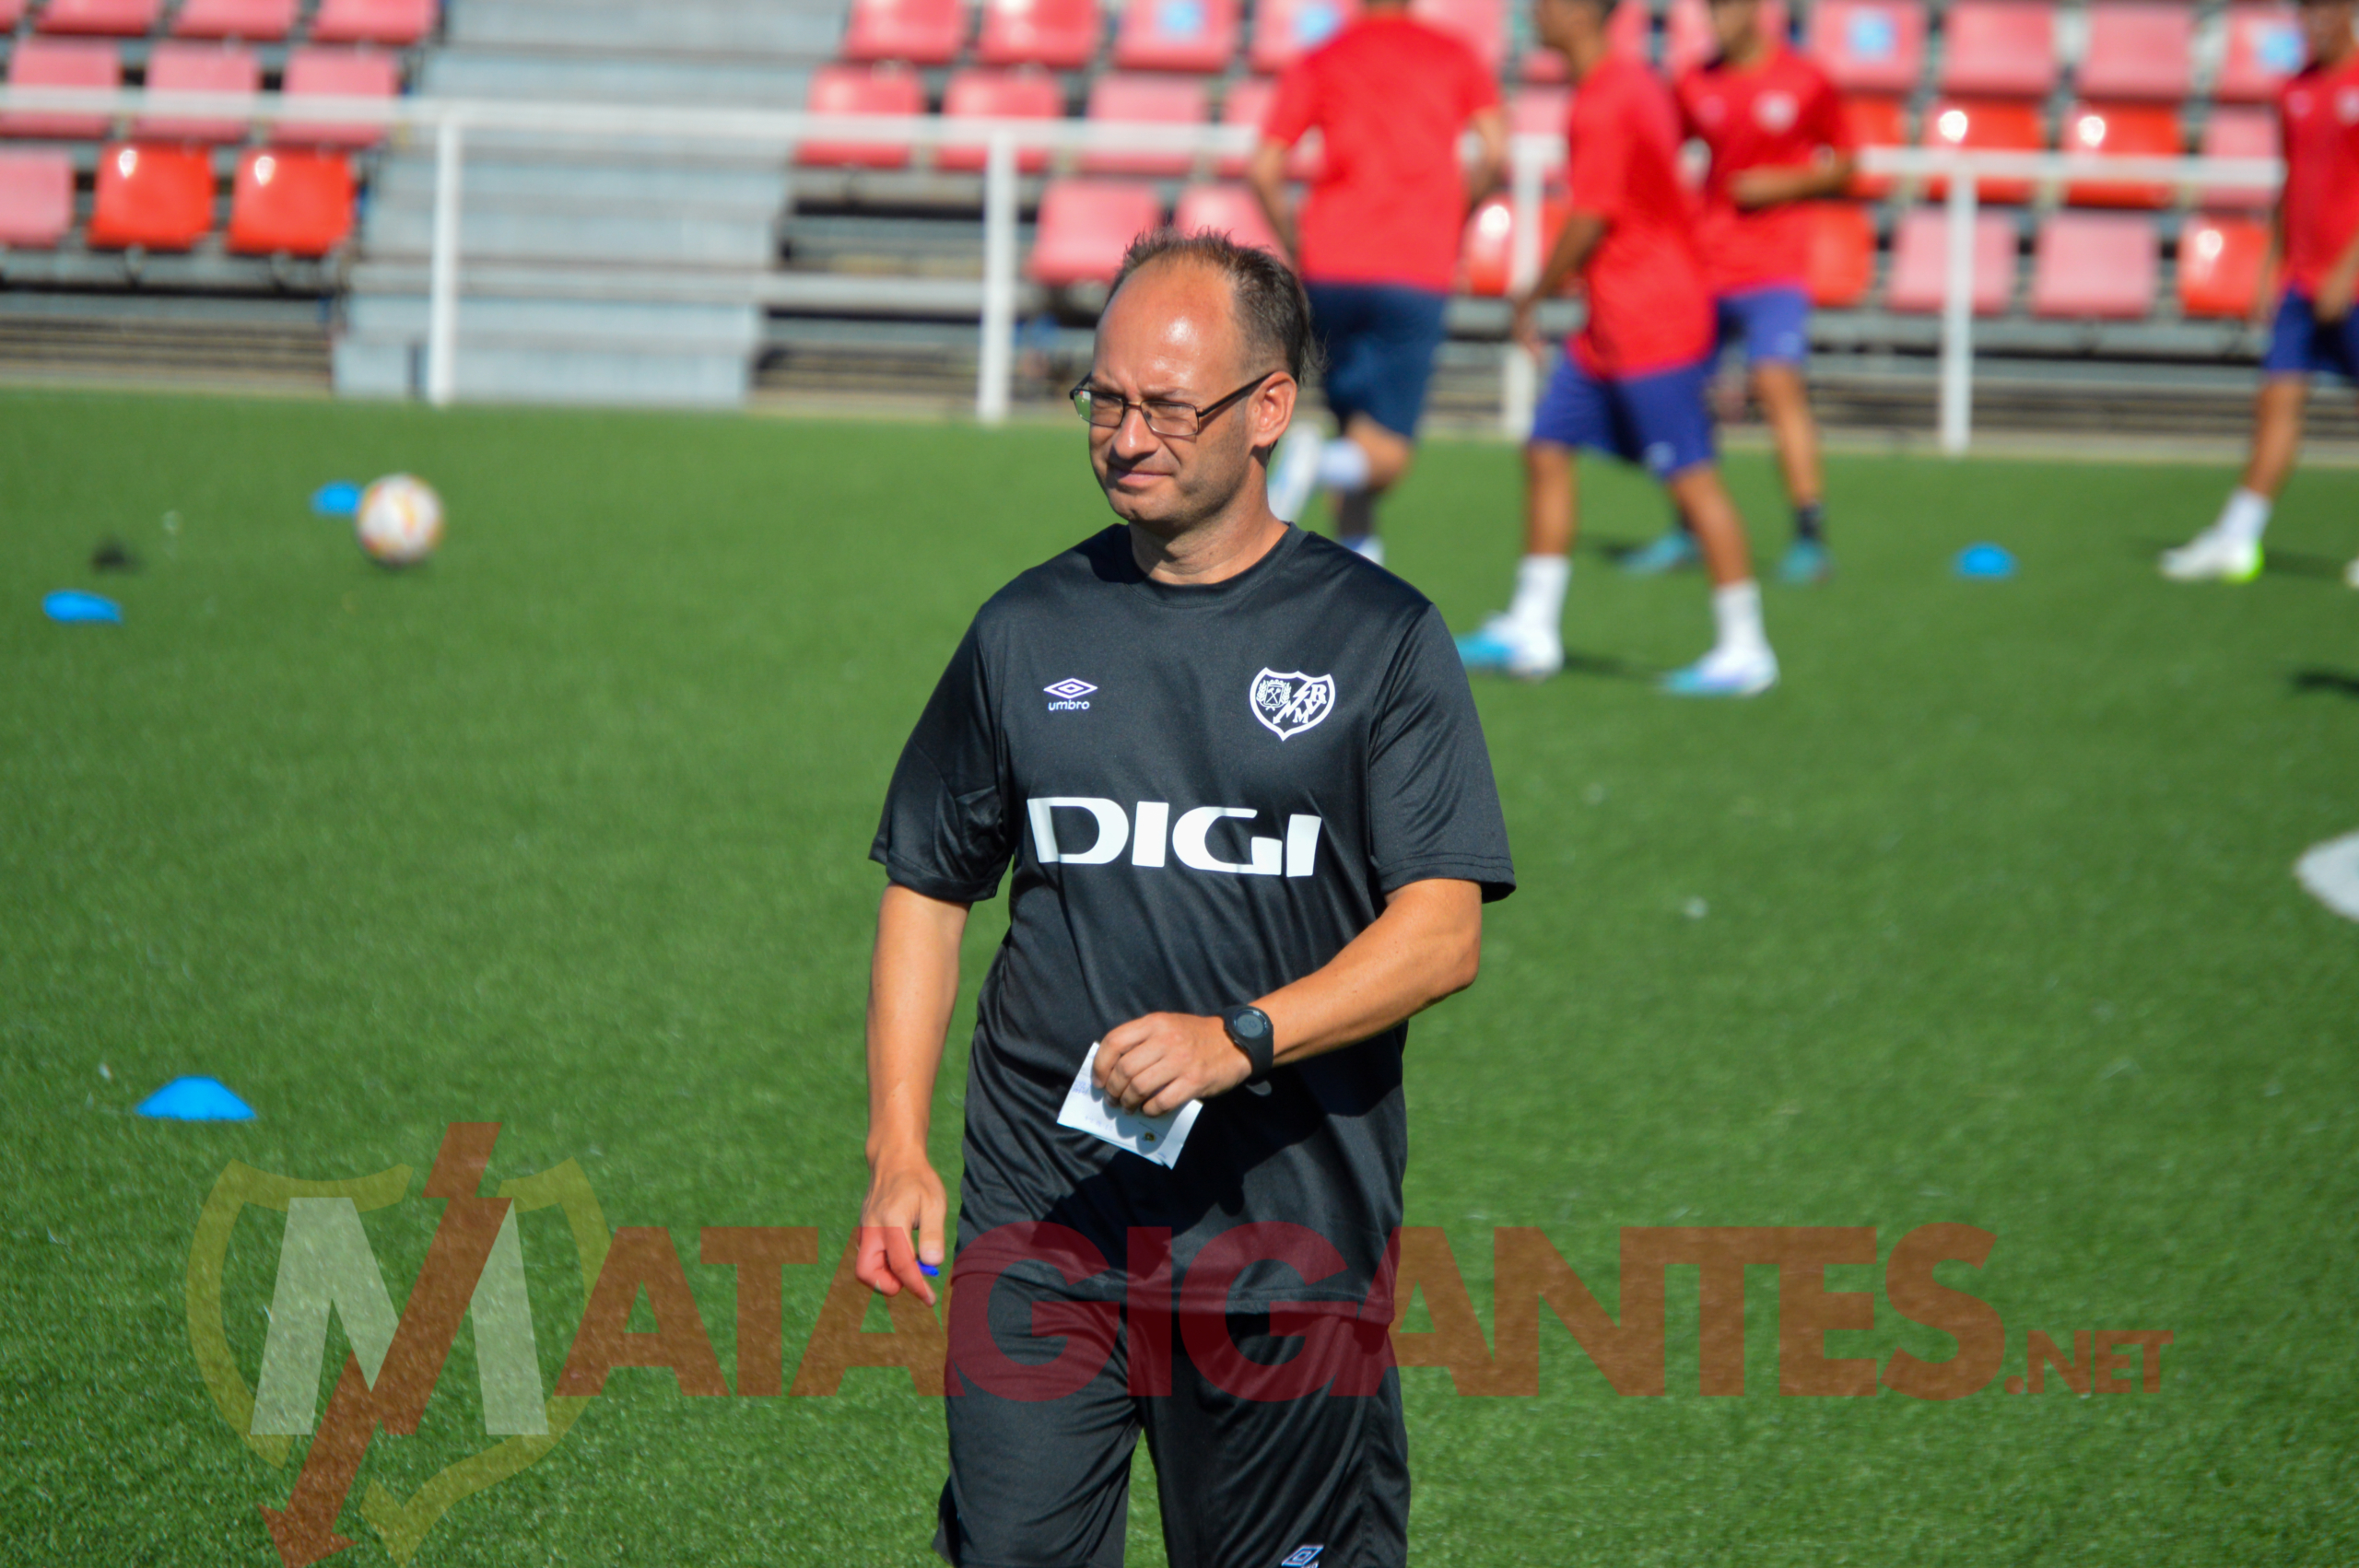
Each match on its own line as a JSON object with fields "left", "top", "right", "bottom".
{"left": 1250, "top": 0, "right": 1507, "bottom": 567}
{"left": 2162, "top": 0, "right": 2359, "bottom": 587}
{"left": 1624, "top": 0, "right": 1855, "bottom": 584}
{"left": 1457, "top": 0, "right": 1777, "bottom": 695}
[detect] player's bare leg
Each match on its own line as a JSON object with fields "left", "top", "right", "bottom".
{"left": 1754, "top": 362, "right": 1832, "bottom": 583}
{"left": 1270, "top": 415, "right": 1412, "bottom": 567}
{"left": 2165, "top": 377, "right": 2307, "bottom": 581}
{"left": 1455, "top": 440, "right": 1574, "bottom": 679}
{"left": 1661, "top": 463, "right": 1778, "bottom": 696}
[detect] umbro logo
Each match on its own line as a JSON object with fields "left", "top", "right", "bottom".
{"left": 1045, "top": 678, "right": 1096, "bottom": 712}
{"left": 1280, "top": 1548, "right": 1324, "bottom": 1567}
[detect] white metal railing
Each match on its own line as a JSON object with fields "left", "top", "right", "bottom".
{"left": 0, "top": 87, "right": 2285, "bottom": 449}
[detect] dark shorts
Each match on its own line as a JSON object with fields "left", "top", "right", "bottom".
{"left": 2261, "top": 289, "right": 2359, "bottom": 381}
{"left": 1529, "top": 351, "right": 1718, "bottom": 479}
{"left": 934, "top": 1258, "right": 1408, "bottom": 1568}
{"left": 1715, "top": 284, "right": 1813, "bottom": 369}
{"left": 1303, "top": 281, "right": 1451, "bottom": 441}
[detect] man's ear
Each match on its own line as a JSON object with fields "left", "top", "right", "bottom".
{"left": 1250, "top": 373, "right": 1299, "bottom": 456}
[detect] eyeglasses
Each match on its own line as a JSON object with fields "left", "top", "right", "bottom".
{"left": 1070, "top": 373, "right": 1275, "bottom": 439}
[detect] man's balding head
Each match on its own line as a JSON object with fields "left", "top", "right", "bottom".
{"left": 1083, "top": 231, "right": 1308, "bottom": 538}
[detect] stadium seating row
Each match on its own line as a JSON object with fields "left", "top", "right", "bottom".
{"left": 1027, "top": 176, "right": 2272, "bottom": 322}
{"left": 803, "top": 61, "right": 2282, "bottom": 212}
{"left": 0, "top": 0, "right": 432, "bottom": 44}
{"left": 0, "top": 39, "right": 396, "bottom": 144}
{"left": 837, "top": 0, "right": 2306, "bottom": 107}
{"left": 0, "top": 142, "right": 350, "bottom": 251}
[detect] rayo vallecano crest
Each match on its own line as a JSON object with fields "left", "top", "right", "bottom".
{"left": 1250, "top": 669, "right": 1336, "bottom": 741}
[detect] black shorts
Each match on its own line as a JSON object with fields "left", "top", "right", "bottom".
{"left": 933, "top": 1264, "right": 1408, "bottom": 1568}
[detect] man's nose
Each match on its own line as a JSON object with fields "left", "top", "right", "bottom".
{"left": 1112, "top": 404, "right": 1163, "bottom": 460}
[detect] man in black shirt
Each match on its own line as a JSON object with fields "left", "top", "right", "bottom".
{"left": 860, "top": 229, "right": 1516, "bottom": 1568}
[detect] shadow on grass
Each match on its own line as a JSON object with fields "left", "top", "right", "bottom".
{"left": 2291, "top": 668, "right": 2359, "bottom": 699}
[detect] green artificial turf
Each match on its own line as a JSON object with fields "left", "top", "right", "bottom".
{"left": 1, "top": 389, "right": 2354, "bottom": 1566}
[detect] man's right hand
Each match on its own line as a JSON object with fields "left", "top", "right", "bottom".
{"left": 1510, "top": 292, "right": 1545, "bottom": 360}
{"left": 856, "top": 1148, "right": 946, "bottom": 1306}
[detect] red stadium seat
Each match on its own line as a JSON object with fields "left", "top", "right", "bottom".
{"left": 1920, "top": 97, "right": 2043, "bottom": 204}
{"left": 1841, "top": 95, "right": 1906, "bottom": 196}
{"left": 1248, "top": 0, "right": 1359, "bottom": 75}
{"left": 137, "top": 44, "right": 261, "bottom": 144}
{"left": 1215, "top": 76, "right": 1322, "bottom": 179}
{"left": 1666, "top": 0, "right": 1790, "bottom": 76}
{"left": 2197, "top": 106, "right": 2279, "bottom": 211}
{"left": 2, "top": 39, "right": 121, "bottom": 140}
{"left": 1510, "top": 81, "right": 1569, "bottom": 138}
{"left": 1029, "top": 179, "right": 1163, "bottom": 286}
{"left": 1806, "top": 0, "right": 1925, "bottom": 96}
{"left": 171, "top": 0, "right": 297, "bottom": 40}
{"left": 840, "top": 0, "right": 967, "bottom": 65}
{"left": 87, "top": 141, "right": 214, "bottom": 249}
{"left": 0, "top": 149, "right": 75, "bottom": 246}
{"left": 1113, "top": 0, "right": 1240, "bottom": 73}
{"left": 2030, "top": 212, "right": 2155, "bottom": 318}
{"left": 308, "top": 0, "right": 436, "bottom": 46}
{"left": 1885, "top": 206, "right": 2016, "bottom": 313}
{"left": 938, "top": 68, "right": 1062, "bottom": 172}
{"left": 2177, "top": 215, "right": 2270, "bottom": 319}
{"left": 2215, "top": 6, "right": 2304, "bottom": 104}
{"left": 978, "top": 0, "right": 1103, "bottom": 71}
{"left": 1938, "top": 2, "right": 2056, "bottom": 98}
{"left": 798, "top": 64, "right": 923, "bottom": 170}
{"left": 1460, "top": 192, "right": 1571, "bottom": 295}
{"left": 274, "top": 48, "right": 399, "bottom": 148}
{"left": 1413, "top": 0, "right": 1507, "bottom": 72}
{"left": 1804, "top": 201, "right": 1874, "bottom": 307}
{"left": 1173, "top": 181, "right": 1282, "bottom": 252}
{"left": 2075, "top": 5, "right": 2192, "bottom": 101}
{"left": 2060, "top": 100, "right": 2179, "bottom": 207}
{"left": 0, "top": 0, "right": 20, "bottom": 24}
{"left": 228, "top": 147, "right": 352, "bottom": 253}
{"left": 36, "top": 0, "right": 159, "bottom": 36}
{"left": 1081, "top": 73, "right": 1208, "bottom": 176}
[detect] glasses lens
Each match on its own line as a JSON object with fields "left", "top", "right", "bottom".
{"left": 1144, "top": 403, "right": 1198, "bottom": 438}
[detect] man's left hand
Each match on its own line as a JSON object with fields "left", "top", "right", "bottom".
{"left": 1097, "top": 1012, "right": 1253, "bottom": 1117}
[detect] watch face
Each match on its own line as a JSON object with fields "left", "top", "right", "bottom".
{"left": 1232, "top": 1009, "right": 1271, "bottom": 1041}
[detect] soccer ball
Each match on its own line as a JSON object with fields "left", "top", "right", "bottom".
{"left": 355, "top": 474, "right": 443, "bottom": 567}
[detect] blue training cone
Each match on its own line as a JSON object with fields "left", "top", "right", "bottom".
{"left": 1954, "top": 543, "right": 2017, "bottom": 580}
{"left": 311, "top": 481, "right": 363, "bottom": 517}
{"left": 136, "top": 1076, "right": 256, "bottom": 1121}
{"left": 44, "top": 590, "right": 123, "bottom": 624}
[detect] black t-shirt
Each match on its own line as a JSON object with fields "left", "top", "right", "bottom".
{"left": 872, "top": 524, "right": 1515, "bottom": 1310}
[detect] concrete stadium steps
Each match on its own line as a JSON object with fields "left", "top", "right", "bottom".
{"left": 334, "top": 294, "right": 758, "bottom": 404}
{"left": 447, "top": 0, "right": 841, "bottom": 61}
{"left": 334, "top": 0, "right": 846, "bottom": 407}
{"left": 0, "top": 294, "right": 329, "bottom": 393}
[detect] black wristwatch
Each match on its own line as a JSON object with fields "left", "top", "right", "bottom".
{"left": 1222, "top": 1005, "right": 1275, "bottom": 1082}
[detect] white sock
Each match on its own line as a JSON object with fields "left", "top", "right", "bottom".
{"left": 1316, "top": 439, "right": 1373, "bottom": 493}
{"left": 1711, "top": 579, "right": 1768, "bottom": 661}
{"left": 1342, "top": 533, "right": 1386, "bottom": 567}
{"left": 1508, "top": 554, "right": 1570, "bottom": 638}
{"left": 2215, "top": 486, "right": 2271, "bottom": 549}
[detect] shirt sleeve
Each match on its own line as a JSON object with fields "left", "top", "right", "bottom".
{"left": 1366, "top": 605, "right": 1517, "bottom": 901}
{"left": 1262, "top": 59, "right": 1319, "bottom": 146}
{"left": 1565, "top": 99, "right": 1628, "bottom": 221}
{"left": 1462, "top": 41, "right": 1502, "bottom": 115}
{"left": 1807, "top": 70, "right": 1852, "bottom": 154}
{"left": 869, "top": 619, "right": 1015, "bottom": 903}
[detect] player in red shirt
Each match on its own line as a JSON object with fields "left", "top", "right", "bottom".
{"left": 1620, "top": 0, "right": 1853, "bottom": 584}
{"left": 1457, "top": 0, "right": 1777, "bottom": 695}
{"left": 2163, "top": 0, "right": 2359, "bottom": 586}
{"left": 1250, "top": 0, "right": 1507, "bottom": 567}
